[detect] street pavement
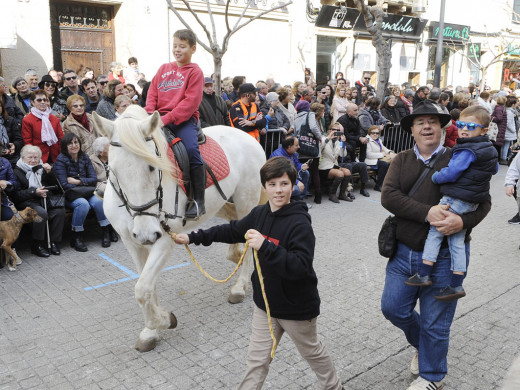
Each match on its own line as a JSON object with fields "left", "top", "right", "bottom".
{"left": 1, "top": 164, "right": 519, "bottom": 390}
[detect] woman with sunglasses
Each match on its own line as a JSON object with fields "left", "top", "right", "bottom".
{"left": 62, "top": 95, "right": 100, "bottom": 156}
{"left": 365, "top": 125, "right": 392, "bottom": 191}
{"left": 21, "top": 90, "right": 63, "bottom": 164}
{"left": 38, "top": 75, "right": 67, "bottom": 121}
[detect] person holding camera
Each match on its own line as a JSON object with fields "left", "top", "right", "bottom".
{"left": 318, "top": 126, "right": 352, "bottom": 203}
{"left": 11, "top": 145, "right": 65, "bottom": 257}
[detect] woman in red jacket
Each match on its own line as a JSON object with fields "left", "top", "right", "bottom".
{"left": 21, "top": 90, "right": 63, "bottom": 163}
{"left": 443, "top": 109, "right": 460, "bottom": 148}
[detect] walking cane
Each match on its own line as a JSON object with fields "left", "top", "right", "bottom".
{"left": 33, "top": 165, "right": 51, "bottom": 251}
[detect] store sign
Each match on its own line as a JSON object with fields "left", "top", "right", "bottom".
{"left": 314, "top": 5, "right": 360, "bottom": 30}
{"left": 354, "top": 13, "right": 428, "bottom": 38}
{"left": 430, "top": 22, "right": 470, "bottom": 43}
{"left": 507, "top": 44, "right": 520, "bottom": 56}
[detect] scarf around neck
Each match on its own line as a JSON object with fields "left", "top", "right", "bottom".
{"left": 31, "top": 107, "right": 58, "bottom": 146}
{"left": 16, "top": 157, "right": 44, "bottom": 189}
{"left": 72, "top": 112, "right": 90, "bottom": 131}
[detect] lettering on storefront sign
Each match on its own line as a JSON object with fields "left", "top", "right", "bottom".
{"left": 315, "top": 5, "right": 361, "bottom": 30}
{"left": 354, "top": 12, "right": 427, "bottom": 38}
{"left": 429, "top": 22, "right": 470, "bottom": 43}
{"left": 507, "top": 44, "right": 520, "bottom": 56}
{"left": 468, "top": 43, "right": 481, "bottom": 60}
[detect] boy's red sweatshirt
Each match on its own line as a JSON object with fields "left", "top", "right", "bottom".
{"left": 145, "top": 62, "right": 204, "bottom": 126}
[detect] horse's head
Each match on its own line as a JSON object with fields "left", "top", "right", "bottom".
{"left": 92, "top": 106, "right": 175, "bottom": 245}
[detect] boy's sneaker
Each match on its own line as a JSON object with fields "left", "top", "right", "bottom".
{"left": 405, "top": 274, "right": 432, "bottom": 287}
{"left": 508, "top": 213, "right": 520, "bottom": 224}
{"left": 407, "top": 376, "right": 444, "bottom": 390}
{"left": 434, "top": 285, "right": 466, "bottom": 301}
{"left": 410, "top": 350, "right": 419, "bottom": 375}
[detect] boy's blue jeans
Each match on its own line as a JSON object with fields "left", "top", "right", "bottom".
{"left": 422, "top": 195, "right": 477, "bottom": 272}
{"left": 165, "top": 118, "right": 203, "bottom": 167}
{"left": 381, "top": 242, "right": 469, "bottom": 382}
{"left": 67, "top": 195, "right": 109, "bottom": 232}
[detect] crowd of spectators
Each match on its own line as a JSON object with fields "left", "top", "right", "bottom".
{"left": 1, "top": 62, "right": 520, "bottom": 265}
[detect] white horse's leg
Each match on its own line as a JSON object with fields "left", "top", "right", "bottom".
{"left": 226, "top": 190, "right": 261, "bottom": 304}
{"left": 133, "top": 237, "right": 177, "bottom": 352}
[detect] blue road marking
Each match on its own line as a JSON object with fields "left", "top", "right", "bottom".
{"left": 83, "top": 254, "right": 191, "bottom": 291}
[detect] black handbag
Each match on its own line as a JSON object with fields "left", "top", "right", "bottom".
{"left": 65, "top": 186, "right": 96, "bottom": 201}
{"left": 297, "top": 113, "right": 319, "bottom": 158}
{"left": 378, "top": 148, "right": 446, "bottom": 258}
{"left": 378, "top": 215, "right": 397, "bottom": 258}
{"left": 47, "top": 192, "right": 65, "bottom": 209}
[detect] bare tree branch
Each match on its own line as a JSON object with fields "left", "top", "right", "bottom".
{"left": 231, "top": 1, "right": 252, "bottom": 32}
{"left": 179, "top": 0, "right": 214, "bottom": 47}
{"left": 232, "top": 1, "right": 292, "bottom": 37}
{"left": 165, "top": 0, "right": 212, "bottom": 53}
{"left": 205, "top": 0, "right": 217, "bottom": 45}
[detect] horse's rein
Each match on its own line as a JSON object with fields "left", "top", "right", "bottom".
{"left": 162, "top": 224, "right": 278, "bottom": 359}
{"left": 109, "top": 137, "right": 181, "bottom": 222}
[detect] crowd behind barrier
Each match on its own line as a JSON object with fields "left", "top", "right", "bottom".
{"left": 1, "top": 64, "right": 520, "bottom": 262}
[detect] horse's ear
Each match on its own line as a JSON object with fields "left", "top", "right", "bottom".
{"left": 92, "top": 112, "right": 114, "bottom": 138}
{"left": 139, "top": 111, "right": 161, "bottom": 136}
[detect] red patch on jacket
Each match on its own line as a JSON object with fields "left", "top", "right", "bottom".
{"left": 262, "top": 234, "right": 279, "bottom": 246}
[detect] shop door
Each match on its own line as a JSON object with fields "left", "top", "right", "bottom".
{"left": 50, "top": 2, "right": 115, "bottom": 76}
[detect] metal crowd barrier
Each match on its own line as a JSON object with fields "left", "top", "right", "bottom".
{"left": 261, "top": 128, "right": 285, "bottom": 158}
{"left": 382, "top": 123, "right": 415, "bottom": 153}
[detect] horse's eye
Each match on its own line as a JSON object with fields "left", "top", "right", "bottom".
{"left": 149, "top": 166, "right": 155, "bottom": 172}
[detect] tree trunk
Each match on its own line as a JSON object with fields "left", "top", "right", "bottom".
{"left": 213, "top": 55, "right": 223, "bottom": 94}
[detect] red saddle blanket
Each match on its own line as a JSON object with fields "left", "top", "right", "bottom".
{"left": 167, "top": 135, "right": 230, "bottom": 194}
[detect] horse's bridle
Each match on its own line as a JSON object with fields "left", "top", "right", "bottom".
{"left": 108, "top": 136, "right": 181, "bottom": 222}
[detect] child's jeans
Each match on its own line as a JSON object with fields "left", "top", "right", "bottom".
{"left": 422, "top": 195, "right": 478, "bottom": 272}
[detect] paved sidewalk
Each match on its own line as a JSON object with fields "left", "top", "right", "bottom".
{"left": 1, "top": 165, "right": 518, "bottom": 390}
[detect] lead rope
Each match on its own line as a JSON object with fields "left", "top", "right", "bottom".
{"left": 162, "top": 224, "right": 277, "bottom": 358}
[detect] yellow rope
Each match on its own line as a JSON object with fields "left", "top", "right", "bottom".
{"left": 164, "top": 230, "right": 277, "bottom": 358}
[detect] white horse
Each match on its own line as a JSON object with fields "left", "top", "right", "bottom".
{"left": 92, "top": 106, "right": 266, "bottom": 352}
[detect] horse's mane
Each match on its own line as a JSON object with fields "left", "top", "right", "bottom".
{"left": 115, "top": 105, "right": 178, "bottom": 179}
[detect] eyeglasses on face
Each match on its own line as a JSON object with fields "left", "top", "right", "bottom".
{"left": 65, "top": 75, "right": 77, "bottom": 81}
{"left": 370, "top": 132, "right": 380, "bottom": 135}
{"left": 72, "top": 104, "right": 85, "bottom": 108}
{"left": 99, "top": 81, "right": 108, "bottom": 86}
{"left": 364, "top": 77, "right": 370, "bottom": 80}
{"left": 35, "top": 98, "right": 49, "bottom": 103}
{"left": 44, "top": 82, "right": 57, "bottom": 88}
{"left": 455, "top": 121, "right": 485, "bottom": 130}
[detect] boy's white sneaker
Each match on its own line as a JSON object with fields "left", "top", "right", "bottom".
{"left": 410, "top": 350, "right": 419, "bottom": 375}
{"left": 407, "top": 376, "right": 444, "bottom": 390}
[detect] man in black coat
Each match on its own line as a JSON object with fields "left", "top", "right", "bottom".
{"left": 337, "top": 103, "right": 368, "bottom": 162}
{"left": 413, "top": 86, "right": 430, "bottom": 108}
{"left": 199, "top": 77, "right": 230, "bottom": 128}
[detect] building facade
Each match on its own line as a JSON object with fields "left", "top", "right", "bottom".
{"left": 1, "top": 0, "right": 519, "bottom": 90}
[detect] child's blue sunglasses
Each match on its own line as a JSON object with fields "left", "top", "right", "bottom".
{"left": 455, "top": 121, "right": 485, "bottom": 130}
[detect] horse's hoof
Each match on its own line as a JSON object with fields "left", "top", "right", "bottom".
{"left": 135, "top": 338, "right": 157, "bottom": 352}
{"left": 228, "top": 292, "right": 245, "bottom": 304}
{"left": 168, "top": 312, "right": 178, "bottom": 329}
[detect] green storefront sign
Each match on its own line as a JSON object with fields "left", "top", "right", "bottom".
{"left": 468, "top": 43, "right": 481, "bottom": 60}
{"left": 429, "top": 22, "right": 470, "bottom": 43}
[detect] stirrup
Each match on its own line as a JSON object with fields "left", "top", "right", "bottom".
{"left": 185, "top": 200, "right": 205, "bottom": 220}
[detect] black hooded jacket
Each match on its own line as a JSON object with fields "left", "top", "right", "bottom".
{"left": 188, "top": 201, "right": 320, "bottom": 320}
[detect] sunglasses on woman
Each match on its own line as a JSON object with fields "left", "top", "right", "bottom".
{"left": 455, "top": 121, "right": 485, "bottom": 130}
{"left": 370, "top": 131, "right": 380, "bottom": 135}
{"left": 44, "top": 82, "right": 57, "bottom": 88}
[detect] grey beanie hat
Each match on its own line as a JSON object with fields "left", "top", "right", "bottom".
{"left": 266, "top": 92, "right": 279, "bottom": 104}
{"left": 404, "top": 88, "right": 414, "bottom": 98}
{"left": 12, "top": 76, "right": 25, "bottom": 89}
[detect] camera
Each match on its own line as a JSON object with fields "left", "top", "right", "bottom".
{"left": 334, "top": 131, "right": 343, "bottom": 137}
{"left": 44, "top": 185, "right": 58, "bottom": 191}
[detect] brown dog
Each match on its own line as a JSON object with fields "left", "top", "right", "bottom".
{"left": 1, "top": 206, "right": 43, "bottom": 271}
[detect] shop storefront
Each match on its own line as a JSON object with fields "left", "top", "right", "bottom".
{"left": 427, "top": 22, "right": 470, "bottom": 86}
{"left": 314, "top": 5, "right": 427, "bottom": 86}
